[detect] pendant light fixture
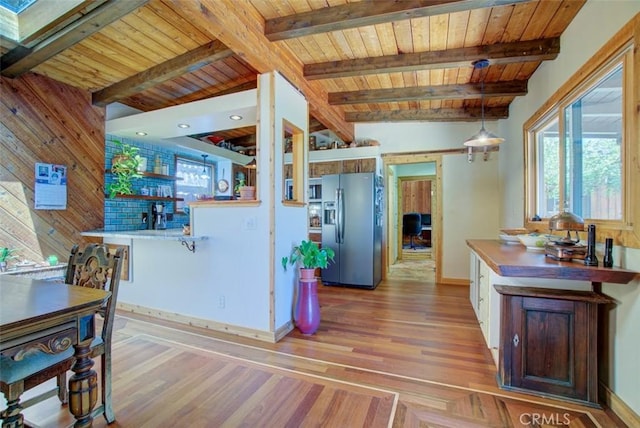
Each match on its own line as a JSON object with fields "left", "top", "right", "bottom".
{"left": 463, "top": 59, "right": 504, "bottom": 147}
{"left": 200, "top": 154, "right": 209, "bottom": 179}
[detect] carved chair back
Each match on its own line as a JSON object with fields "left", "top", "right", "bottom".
{"left": 65, "top": 244, "right": 124, "bottom": 344}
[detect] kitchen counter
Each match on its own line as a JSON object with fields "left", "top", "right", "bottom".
{"left": 81, "top": 228, "right": 208, "bottom": 241}
{"left": 467, "top": 239, "right": 638, "bottom": 408}
{"left": 466, "top": 239, "right": 637, "bottom": 284}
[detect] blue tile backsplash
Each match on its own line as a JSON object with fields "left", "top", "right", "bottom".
{"left": 104, "top": 135, "right": 197, "bottom": 231}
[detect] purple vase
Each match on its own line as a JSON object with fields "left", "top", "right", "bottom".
{"left": 295, "top": 278, "right": 320, "bottom": 334}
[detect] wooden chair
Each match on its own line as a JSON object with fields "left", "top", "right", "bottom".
{"left": 0, "top": 243, "right": 124, "bottom": 425}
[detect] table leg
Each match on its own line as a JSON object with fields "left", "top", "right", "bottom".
{"left": 1, "top": 397, "right": 24, "bottom": 428}
{"left": 68, "top": 342, "right": 98, "bottom": 428}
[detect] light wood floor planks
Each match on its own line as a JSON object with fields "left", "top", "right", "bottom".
{"left": 11, "top": 279, "right": 626, "bottom": 427}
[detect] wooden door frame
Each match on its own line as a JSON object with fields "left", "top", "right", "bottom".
{"left": 382, "top": 154, "right": 443, "bottom": 284}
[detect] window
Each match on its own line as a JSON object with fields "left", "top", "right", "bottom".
{"left": 174, "top": 155, "right": 214, "bottom": 212}
{"left": 283, "top": 120, "right": 305, "bottom": 205}
{"left": 526, "top": 46, "right": 630, "bottom": 228}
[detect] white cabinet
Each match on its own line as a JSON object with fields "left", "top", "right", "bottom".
{"left": 469, "top": 252, "right": 479, "bottom": 317}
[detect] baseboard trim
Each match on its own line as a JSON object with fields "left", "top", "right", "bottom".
{"left": 117, "top": 302, "right": 278, "bottom": 343}
{"left": 599, "top": 382, "right": 640, "bottom": 427}
{"left": 440, "top": 277, "right": 470, "bottom": 286}
{"left": 275, "top": 321, "right": 294, "bottom": 342}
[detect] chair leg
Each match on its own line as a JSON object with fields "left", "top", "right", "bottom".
{"left": 1, "top": 382, "right": 25, "bottom": 428}
{"left": 102, "top": 353, "right": 115, "bottom": 424}
{"left": 57, "top": 372, "right": 68, "bottom": 403}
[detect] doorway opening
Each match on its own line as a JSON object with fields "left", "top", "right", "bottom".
{"left": 383, "top": 155, "right": 442, "bottom": 283}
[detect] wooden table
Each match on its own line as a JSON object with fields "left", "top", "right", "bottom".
{"left": 0, "top": 275, "right": 110, "bottom": 427}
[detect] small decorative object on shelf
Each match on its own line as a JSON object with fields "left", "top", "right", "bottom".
{"left": 0, "top": 247, "right": 18, "bottom": 272}
{"left": 584, "top": 224, "right": 598, "bottom": 267}
{"left": 603, "top": 238, "right": 614, "bottom": 268}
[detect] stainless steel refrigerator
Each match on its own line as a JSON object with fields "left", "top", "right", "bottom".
{"left": 321, "top": 172, "right": 383, "bottom": 289}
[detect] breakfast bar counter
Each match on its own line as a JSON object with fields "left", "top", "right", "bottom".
{"left": 81, "top": 228, "right": 208, "bottom": 242}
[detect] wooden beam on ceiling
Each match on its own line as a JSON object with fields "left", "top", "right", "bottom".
{"left": 0, "top": 0, "right": 149, "bottom": 78}
{"left": 345, "top": 107, "right": 509, "bottom": 122}
{"left": 264, "top": 0, "right": 531, "bottom": 41}
{"left": 329, "top": 81, "right": 527, "bottom": 105}
{"left": 306, "top": 38, "right": 560, "bottom": 80}
{"left": 171, "top": 0, "right": 353, "bottom": 142}
{"left": 92, "top": 40, "right": 234, "bottom": 107}
{"left": 308, "top": 117, "right": 326, "bottom": 133}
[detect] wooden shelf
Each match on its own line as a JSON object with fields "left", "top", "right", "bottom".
{"left": 108, "top": 194, "right": 184, "bottom": 202}
{"left": 105, "top": 170, "right": 182, "bottom": 181}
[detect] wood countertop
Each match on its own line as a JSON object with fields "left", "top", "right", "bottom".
{"left": 466, "top": 239, "right": 638, "bottom": 284}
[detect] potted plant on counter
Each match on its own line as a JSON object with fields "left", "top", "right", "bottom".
{"left": 108, "top": 140, "right": 143, "bottom": 198}
{"left": 0, "top": 247, "right": 18, "bottom": 272}
{"left": 234, "top": 178, "right": 256, "bottom": 200}
{"left": 282, "top": 240, "right": 335, "bottom": 335}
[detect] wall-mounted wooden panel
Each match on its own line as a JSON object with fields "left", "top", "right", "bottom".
{"left": 402, "top": 180, "right": 431, "bottom": 214}
{"left": 0, "top": 73, "right": 105, "bottom": 266}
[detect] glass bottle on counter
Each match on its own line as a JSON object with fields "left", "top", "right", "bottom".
{"left": 603, "top": 238, "right": 614, "bottom": 268}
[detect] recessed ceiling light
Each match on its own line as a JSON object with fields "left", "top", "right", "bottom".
{"left": 229, "top": 115, "right": 242, "bottom": 121}
{"left": 177, "top": 123, "right": 190, "bottom": 128}
{"left": 136, "top": 132, "right": 147, "bottom": 136}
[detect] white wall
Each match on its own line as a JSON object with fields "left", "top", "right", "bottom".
{"left": 116, "top": 72, "right": 309, "bottom": 337}
{"left": 269, "top": 72, "right": 310, "bottom": 332}
{"left": 500, "top": 2, "right": 640, "bottom": 415}
{"left": 357, "top": 121, "right": 502, "bottom": 280}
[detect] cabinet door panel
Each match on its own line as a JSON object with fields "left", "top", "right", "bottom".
{"left": 503, "top": 295, "right": 590, "bottom": 401}
{"left": 360, "top": 158, "right": 376, "bottom": 173}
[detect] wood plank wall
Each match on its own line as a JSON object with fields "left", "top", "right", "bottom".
{"left": 0, "top": 72, "right": 105, "bottom": 265}
{"left": 402, "top": 180, "right": 431, "bottom": 214}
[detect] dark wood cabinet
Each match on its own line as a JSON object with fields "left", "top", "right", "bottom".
{"left": 309, "top": 158, "right": 376, "bottom": 178}
{"left": 495, "top": 285, "right": 611, "bottom": 407}
{"left": 342, "top": 158, "right": 376, "bottom": 174}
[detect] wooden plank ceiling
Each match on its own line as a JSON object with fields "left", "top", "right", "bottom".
{"left": 0, "top": 0, "right": 585, "bottom": 145}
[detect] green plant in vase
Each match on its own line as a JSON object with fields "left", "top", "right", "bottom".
{"left": 282, "top": 240, "right": 335, "bottom": 271}
{"left": 233, "top": 178, "right": 246, "bottom": 195}
{"left": 0, "top": 247, "right": 18, "bottom": 272}
{"left": 282, "top": 240, "right": 334, "bottom": 335}
{"left": 108, "top": 140, "right": 143, "bottom": 198}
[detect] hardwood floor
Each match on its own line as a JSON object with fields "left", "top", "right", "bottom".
{"left": 11, "top": 279, "right": 625, "bottom": 427}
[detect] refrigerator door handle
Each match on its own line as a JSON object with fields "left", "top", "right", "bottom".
{"left": 334, "top": 188, "right": 340, "bottom": 243}
{"left": 337, "top": 188, "right": 345, "bottom": 243}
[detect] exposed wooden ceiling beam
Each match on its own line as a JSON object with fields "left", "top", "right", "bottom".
{"left": 265, "top": 0, "right": 531, "bottom": 41}
{"left": 329, "top": 81, "right": 527, "bottom": 105}
{"left": 172, "top": 0, "right": 353, "bottom": 142}
{"left": 345, "top": 107, "right": 509, "bottom": 122}
{"left": 93, "top": 40, "right": 234, "bottom": 107}
{"left": 308, "top": 117, "right": 326, "bottom": 134}
{"left": 0, "top": 0, "right": 149, "bottom": 78}
{"left": 306, "top": 38, "right": 559, "bottom": 80}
